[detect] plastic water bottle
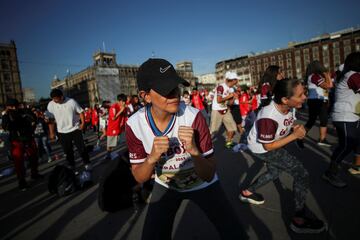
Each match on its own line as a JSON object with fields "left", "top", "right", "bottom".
{"left": 0, "top": 167, "right": 14, "bottom": 177}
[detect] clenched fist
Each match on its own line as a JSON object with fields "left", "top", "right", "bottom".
{"left": 178, "top": 126, "right": 200, "bottom": 157}
{"left": 148, "top": 136, "right": 170, "bottom": 164}
{"left": 292, "top": 124, "right": 306, "bottom": 139}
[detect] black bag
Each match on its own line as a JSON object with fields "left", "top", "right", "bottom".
{"left": 98, "top": 151, "right": 137, "bottom": 212}
{"left": 48, "top": 165, "right": 77, "bottom": 197}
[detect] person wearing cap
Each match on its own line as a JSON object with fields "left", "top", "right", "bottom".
{"left": 126, "top": 58, "right": 248, "bottom": 239}
{"left": 210, "top": 71, "right": 239, "bottom": 148}
{"left": 2, "top": 98, "right": 43, "bottom": 191}
{"left": 47, "top": 89, "right": 91, "bottom": 170}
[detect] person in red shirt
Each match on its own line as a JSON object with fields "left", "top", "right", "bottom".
{"left": 105, "top": 94, "right": 128, "bottom": 160}
{"left": 191, "top": 88, "right": 209, "bottom": 125}
{"left": 91, "top": 104, "right": 99, "bottom": 133}
{"left": 84, "top": 107, "right": 92, "bottom": 132}
{"left": 239, "top": 86, "right": 251, "bottom": 122}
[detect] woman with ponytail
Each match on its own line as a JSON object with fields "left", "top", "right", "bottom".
{"left": 239, "top": 79, "right": 326, "bottom": 234}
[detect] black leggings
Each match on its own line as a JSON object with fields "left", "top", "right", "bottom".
{"left": 305, "top": 99, "right": 329, "bottom": 129}
{"left": 331, "top": 121, "right": 360, "bottom": 166}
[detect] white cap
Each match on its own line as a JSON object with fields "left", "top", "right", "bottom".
{"left": 225, "top": 71, "right": 239, "bottom": 80}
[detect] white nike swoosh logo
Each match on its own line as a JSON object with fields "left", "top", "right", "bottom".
{"left": 160, "top": 65, "right": 171, "bottom": 73}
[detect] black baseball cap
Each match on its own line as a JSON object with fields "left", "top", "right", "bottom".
{"left": 137, "top": 58, "right": 190, "bottom": 96}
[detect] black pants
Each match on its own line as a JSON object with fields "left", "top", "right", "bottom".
{"left": 58, "top": 129, "right": 90, "bottom": 167}
{"left": 305, "top": 99, "right": 329, "bottom": 129}
{"left": 329, "top": 121, "right": 360, "bottom": 173}
{"left": 142, "top": 181, "right": 248, "bottom": 240}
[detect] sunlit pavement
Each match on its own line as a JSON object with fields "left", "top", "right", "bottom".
{"left": 0, "top": 114, "right": 359, "bottom": 240}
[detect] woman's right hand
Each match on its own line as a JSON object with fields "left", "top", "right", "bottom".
{"left": 292, "top": 124, "right": 306, "bottom": 139}
{"left": 148, "top": 136, "right": 169, "bottom": 164}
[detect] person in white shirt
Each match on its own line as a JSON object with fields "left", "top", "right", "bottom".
{"left": 127, "top": 58, "right": 248, "bottom": 239}
{"left": 47, "top": 89, "right": 90, "bottom": 170}
{"left": 239, "top": 79, "right": 326, "bottom": 234}
{"left": 210, "top": 71, "right": 238, "bottom": 148}
{"left": 304, "top": 60, "right": 334, "bottom": 147}
{"left": 323, "top": 52, "right": 360, "bottom": 187}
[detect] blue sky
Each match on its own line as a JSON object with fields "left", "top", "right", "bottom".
{"left": 1, "top": 0, "right": 359, "bottom": 99}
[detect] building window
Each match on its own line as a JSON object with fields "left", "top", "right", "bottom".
{"left": 279, "top": 60, "right": 284, "bottom": 68}
{"left": 344, "top": 46, "right": 352, "bottom": 58}
{"left": 257, "top": 65, "right": 262, "bottom": 72}
{"left": 303, "top": 54, "right": 310, "bottom": 65}
{"left": 322, "top": 44, "right": 328, "bottom": 51}
{"left": 295, "top": 50, "right": 300, "bottom": 57}
{"left": 278, "top": 55, "right": 283, "bottom": 60}
{"left": 256, "top": 59, "right": 261, "bottom": 64}
{"left": 333, "top": 42, "right": 339, "bottom": 48}
{"left": 312, "top": 46, "right": 319, "bottom": 60}
{"left": 333, "top": 54, "right": 341, "bottom": 67}
{"left": 287, "top": 70, "right": 293, "bottom": 78}
{"left": 271, "top": 56, "right": 276, "bottom": 62}
{"left": 1, "top": 60, "right": 9, "bottom": 70}
{"left": 286, "top": 53, "right": 292, "bottom": 58}
{"left": 355, "top": 38, "right": 360, "bottom": 51}
{"left": 286, "top": 59, "right": 292, "bottom": 68}
{"left": 343, "top": 39, "right": 351, "bottom": 45}
{"left": 323, "top": 56, "right": 329, "bottom": 68}
{"left": 264, "top": 63, "right": 269, "bottom": 69}
{"left": 303, "top": 48, "right": 309, "bottom": 54}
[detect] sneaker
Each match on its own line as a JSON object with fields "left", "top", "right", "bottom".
{"left": 18, "top": 179, "right": 29, "bottom": 191}
{"left": 84, "top": 164, "right": 92, "bottom": 171}
{"left": 290, "top": 216, "right": 327, "bottom": 234}
{"left": 225, "top": 141, "right": 235, "bottom": 149}
{"left": 239, "top": 191, "right": 265, "bottom": 205}
{"left": 31, "top": 173, "right": 44, "bottom": 180}
{"left": 317, "top": 139, "right": 331, "bottom": 147}
{"left": 348, "top": 165, "right": 360, "bottom": 175}
{"left": 296, "top": 139, "right": 305, "bottom": 149}
{"left": 322, "top": 172, "right": 347, "bottom": 188}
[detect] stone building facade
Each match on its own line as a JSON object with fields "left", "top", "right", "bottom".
{"left": 0, "top": 41, "right": 23, "bottom": 106}
{"left": 51, "top": 54, "right": 197, "bottom": 107}
{"left": 216, "top": 27, "right": 360, "bottom": 87}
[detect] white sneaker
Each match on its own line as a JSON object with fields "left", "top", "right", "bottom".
{"left": 84, "top": 164, "right": 92, "bottom": 171}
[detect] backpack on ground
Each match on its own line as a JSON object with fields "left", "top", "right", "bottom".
{"left": 98, "top": 150, "right": 137, "bottom": 212}
{"left": 48, "top": 165, "right": 77, "bottom": 197}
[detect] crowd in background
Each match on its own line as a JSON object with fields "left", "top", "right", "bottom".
{"left": 0, "top": 52, "right": 359, "bottom": 236}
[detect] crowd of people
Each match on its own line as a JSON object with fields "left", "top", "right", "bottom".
{"left": 0, "top": 52, "right": 359, "bottom": 238}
